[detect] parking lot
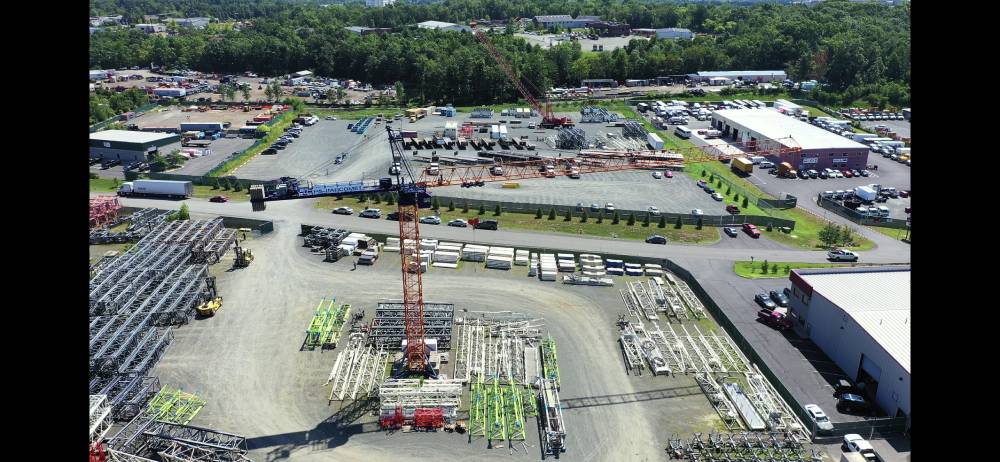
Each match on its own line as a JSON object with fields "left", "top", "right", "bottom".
{"left": 131, "top": 105, "right": 258, "bottom": 131}
{"left": 236, "top": 119, "right": 391, "bottom": 182}
{"left": 515, "top": 32, "right": 647, "bottom": 51}
{"left": 860, "top": 119, "right": 910, "bottom": 139}
{"left": 168, "top": 137, "right": 257, "bottom": 176}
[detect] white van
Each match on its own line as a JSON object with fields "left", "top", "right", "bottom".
{"left": 875, "top": 206, "right": 890, "bottom": 217}
{"left": 749, "top": 156, "right": 766, "bottom": 165}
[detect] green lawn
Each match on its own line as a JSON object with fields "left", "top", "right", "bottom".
{"left": 209, "top": 110, "right": 299, "bottom": 176}
{"left": 733, "top": 261, "right": 857, "bottom": 279}
{"left": 90, "top": 178, "right": 251, "bottom": 202}
{"left": 867, "top": 225, "right": 910, "bottom": 242}
{"left": 316, "top": 196, "right": 721, "bottom": 244}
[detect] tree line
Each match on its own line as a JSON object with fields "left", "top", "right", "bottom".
{"left": 90, "top": 0, "right": 909, "bottom": 107}
{"left": 90, "top": 87, "right": 149, "bottom": 125}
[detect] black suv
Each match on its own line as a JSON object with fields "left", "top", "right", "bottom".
{"left": 769, "top": 290, "right": 789, "bottom": 307}
{"left": 836, "top": 393, "right": 871, "bottom": 414}
{"left": 474, "top": 219, "right": 499, "bottom": 230}
{"left": 262, "top": 148, "right": 278, "bottom": 155}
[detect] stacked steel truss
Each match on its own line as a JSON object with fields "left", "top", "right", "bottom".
{"left": 540, "top": 377, "right": 566, "bottom": 456}
{"left": 91, "top": 195, "right": 122, "bottom": 228}
{"left": 325, "top": 333, "right": 389, "bottom": 402}
{"left": 695, "top": 372, "right": 744, "bottom": 430}
{"left": 301, "top": 226, "right": 350, "bottom": 250}
{"left": 625, "top": 281, "right": 659, "bottom": 321}
{"left": 668, "top": 275, "right": 707, "bottom": 319}
{"left": 90, "top": 219, "right": 227, "bottom": 425}
{"left": 540, "top": 335, "right": 560, "bottom": 388}
{"left": 579, "top": 106, "right": 620, "bottom": 123}
{"left": 157, "top": 441, "right": 253, "bottom": 462}
{"left": 555, "top": 127, "right": 587, "bottom": 149}
{"left": 108, "top": 414, "right": 250, "bottom": 461}
{"left": 370, "top": 300, "right": 454, "bottom": 349}
{"left": 305, "top": 297, "right": 352, "bottom": 349}
{"left": 90, "top": 208, "right": 173, "bottom": 244}
{"left": 470, "top": 108, "right": 494, "bottom": 118}
{"left": 453, "top": 313, "right": 543, "bottom": 384}
{"left": 91, "top": 394, "right": 113, "bottom": 442}
{"left": 193, "top": 228, "right": 237, "bottom": 264}
{"left": 622, "top": 120, "right": 648, "bottom": 138}
{"left": 652, "top": 278, "right": 688, "bottom": 320}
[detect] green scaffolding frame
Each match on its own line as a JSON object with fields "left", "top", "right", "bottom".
{"left": 320, "top": 303, "right": 351, "bottom": 347}
{"left": 469, "top": 376, "right": 488, "bottom": 437}
{"left": 541, "top": 335, "right": 561, "bottom": 389}
{"left": 505, "top": 381, "right": 526, "bottom": 441}
{"left": 144, "top": 386, "right": 206, "bottom": 425}
{"left": 487, "top": 378, "right": 506, "bottom": 442}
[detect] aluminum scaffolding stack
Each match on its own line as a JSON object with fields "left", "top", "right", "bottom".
{"left": 193, "top": 228, "right": 237, "bottom": 264}
{"left": 95, "top": 375, "right": 162, "bottom": 422}
{"left": 669, "top": 275, "right": 707, "bottom": 319}
{"left": 142, "top": 422, "right": 250, "bottom": 461}
{"left": 325, "top": 333, "right": 389, "bottom": 402}
{"left": 579, "top": 106, "right": 620, "bottom": 123}
{"left": 157, "top": 441, "right": 253, "bottom": 462}
{"left": 90, "top": 208, "right": 174, "bottom": 244}
{"left": 649, "top": 322, "right": 685, "bottom": 373}
{"left": 626, "top": 281, "right": 659, "bottom": 321}
{"left": 619, "top": 324, "right": 646, "bottom": 376}
{"left": 654, "top": 278, "right": 688, "bottom": 320}
{"left": 370, "top": 300, "right": 454, "bottom": 349}
{"left": 723, "top": 381, "right": 767, "bottom": 431}
{"left": 621, "top": 120, "right": 648, "bottom": 139}
{"left": 555, "top": 127, "right": 587, "bottom": 149}
{"left": 91, "top": 394, "right": 113, "bottom": 443}
{"left": 744, "top": 367, "right": 807, "bottom": 439}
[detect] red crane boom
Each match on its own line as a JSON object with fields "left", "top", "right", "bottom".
{"left": 470, "top": 22, "right": 573, "bottom": 128}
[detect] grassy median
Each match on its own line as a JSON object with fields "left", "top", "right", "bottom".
{"left": 316, "top": 196, "right": 721, "bottom": 244}
{"left": 733, "top": 261, "right": 856, "bottom": 279}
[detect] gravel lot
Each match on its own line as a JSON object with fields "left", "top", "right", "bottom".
{"left": 859, "top": 119, "right": 911, "bottom": 139}
{"left": 152, "top": 218, "right": 733, "bottom": 462}
{"left": 131, "top": 105, "right": 253, "bottom": 130}
{"left": 168, "top": 137, "right": 257, "bottom": 176}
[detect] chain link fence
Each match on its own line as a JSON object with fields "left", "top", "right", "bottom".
{"left": 89, "top": 102, "right": 161, "bottom": 133}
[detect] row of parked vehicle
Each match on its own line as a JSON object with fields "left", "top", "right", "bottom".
{"left": 800, "top": 167, "right": 871, "bottom": 179}
{"left": 332, "top": 207, "right": 500, "bottom": 229}
{"left": 262, "top": 122, "right": 309, "bottom": 155}
{"left": 839, "top": 109, "right": 904, "bottom": 121}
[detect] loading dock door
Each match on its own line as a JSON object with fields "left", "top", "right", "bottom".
{"left": 860, "top": 355, "right": 882, "bottom": 382}
{"left": 857, "top": 354, "right": 882, "bottom": 402}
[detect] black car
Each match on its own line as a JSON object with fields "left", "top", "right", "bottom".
{"left": 704, "top": 187, "right": 715, "bottom": 194}
{"left": 645, "top": 235, "right": 667, "bottom": 244}
{"left": 769, "top": 290, "right": 789, "bottom": 307}
{"left": 754, "top": 293, "right": 777, "bottom": 310}
{"left": 818, "top": 170, "right": 829, "bottom": 179}
{"left": 262, "top": 148, "right": 278, "bottom": 155}
{"left": 474, "top": 219, "right": 499, "bottom": 230}
{"left": 836, "top": 393, "right": 871, "bottom": 414}
{"left": 386, "top": 211, "right": 415, "bottom": 221}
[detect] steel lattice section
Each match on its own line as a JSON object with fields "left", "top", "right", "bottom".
{"left": 397, "top": 203, "right": 428, "bottom": 371}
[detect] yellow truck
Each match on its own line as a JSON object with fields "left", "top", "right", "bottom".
{"left": 777, "top": 162, "right": 797, "bottom": 178}
{"left": 731, "top": 157, "right": 753, "bottom": 175}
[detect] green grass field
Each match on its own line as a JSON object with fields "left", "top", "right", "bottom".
{"left": 733, "top": 260, "right": 864, "bottom": 279}
{"left": 316, "top": 196, "right": 720, "bottom": 244}
{"left": 868, "top": 225, "right": 910, "bottom": 242}
{"left": 90, "top": 178, "right": 251, "bottom": 202}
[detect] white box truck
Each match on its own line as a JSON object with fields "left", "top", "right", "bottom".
{"left": 851, "top": 133, "right": 879, "bottom": 143}
{"left": 854, "top": 186, "right": 878, "bottom": 202}
{"left": 118, "top": 180, "right": 193, "bottom": 199}
{"left": 647, "top": 133, "right": 664, "bottom": 150}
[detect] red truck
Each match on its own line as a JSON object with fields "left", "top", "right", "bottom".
{"left": 757, "top": 309, "right": 792, "bottom": 330}
{"left": 742, "top": 223, "right": 760, "bottom": 238}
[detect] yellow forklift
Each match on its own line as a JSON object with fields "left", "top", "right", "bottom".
{"left": 234, "top": 245, "right": 254, "bottom": 268}
{"left": 196, "top": 296, "right": 223, "bottom": 317}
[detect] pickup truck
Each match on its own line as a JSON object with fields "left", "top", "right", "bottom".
{"left": 842, "top": 434, "right": 883, "bottom": 462}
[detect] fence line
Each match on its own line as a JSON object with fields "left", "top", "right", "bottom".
{"left": 89, "top": 102, "right": 161, "bottom": 133}
{"left": 428, "top": 195, "right": 796, "bottom": 229}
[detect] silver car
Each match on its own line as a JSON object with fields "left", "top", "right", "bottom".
{"left": 419, "top": 215, "right": 441, "bottom": 225}
{"left": 805, "top": 404, "right": 835, "bottom": 433}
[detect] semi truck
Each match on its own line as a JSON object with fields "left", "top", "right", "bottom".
{"left": 117, "top": 180, "right": 193, "bottom": 199}
{"left": 647, "top": 133, "right": 664, "bottom": 150}
{"left": 731, "top": 157, "right": 753, "bottom": 175}
{"left": 776, "top": 162, "right": 796, "bottom": 178}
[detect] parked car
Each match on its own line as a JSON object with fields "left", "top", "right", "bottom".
{"left": 665, "top": 171, "right": 673, "bottom": 178}
{"left": 851, "top": 169, "right": 862, "bottom": 177}
{"left": 447, "top": 218, "right": 468, "bottom": 227}
{"left": 647, "top": 206, "right": 661, "bottom": 216}
{"left": 757, "top": 309, "right": 792, "bottom": 330}
{"left": 804, "top": 404, "right": 835, "bottom": 434}
{"left": 209, "top": 195, "right": 229, "bottom": 203}
{"left": 605, "top": 202, "right": 616, "bottom": 212}
{"left": 828, "top": 249, "right": 859, "bottom": 262}
{"left": 725, "top": 205, "right": 740, "bottom": 215}
{"left": 899, "top": 190, "right": 909, "bottom": 198}
{"left": 860, "top": 169, "right": 870, "bottom": 177}
{"left": 419, "top": 215, "right": 441, "bottom": 225}
{"left": 691, "top": 209, "right": 704, "bottom": 216}
{"left": 697, "top": 179, "right": 708, "bottom": 188}
{"left": 754, "top": 293, "right": 777, "bottom": 310}
{"left": 576, "top": 202, "right": 585, "bottom": 212}
{"left": 759, "top": 160, "right": 775, "bottom": 169}
{"left": 711, "top": 192, "right": 724, "bottom": 201}
{"left": 262, "top": 147, "right": 278, "bottom": 155}
{"left": 837, "top": 393, "right": 871, "bottom": 414}
{"left": 652, "top": 171, "right": 663, "bottom": 179}
{"left": 474, "top": 219, "right": 499, "bottom": 230}
{"left": 724, "top": 227, "right": 738, "bottom": 237}
{"left": 742, "top": 223, "right": 760, "bottom": 238}
{"left": 842, "top": 169, "right": 853, "bottom": 178}
{"left": 842, "top": 434, "right": 881, "bottom": 461}
{"left": 769, "top": 290, "right": 789, "bottom": 307}
{"left": 704, "top": 186, "right": 715, "bottom": 194}
{"left": 386, "top": 211, "right": 414, "bottom": 221}
{"left": 589, "top": 203, "right": 600, "bottom": 212}
{"left": 818, "top": 170, "right": 829, "bottom": 179}
{"left": 359, "top": 208, "right": 381, "bottom": 218}
{"left": 807, "top": 169, "right": 819, "bottom": 179}
{"left": 645, "top": 234, "right": 667, "bottom": 245}
{"left": 332, "top": 207, "right": 353, "bottom": 215}
{"left": 325, "top": 115, "right": 337, "bottom": 120}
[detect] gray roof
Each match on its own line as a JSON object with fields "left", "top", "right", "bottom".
{"left": 796, "top": 267, "right": 910, "bottom": 373}
{"left": 657, "top": 27, "right": 692, "bottom": 33}
{"left": 697, "top": 70, "right": 786, "bottom": 78}
{"left": 713, "top": 109, "right": 869, "bottom": 151}
{"left": 90, "top": 130, "right": 177, "bottom": 144}
{"left": 534, "top": 15, "right": 573, "bottom": 22}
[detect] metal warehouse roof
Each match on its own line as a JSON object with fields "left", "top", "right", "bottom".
{"left": 713, "top": 109, "right": 869, "bottom": 151}
{"left": 534, "top": 15, "right": 573, "bottom": 22}
{"left": 90, "top": 130, "right": 177, "bottom": 144}
{"left": 797, "top": 267, "right": 910, "bottom": 373}
{"left": 418, "top": 20, "right": 459, "bottom": 28}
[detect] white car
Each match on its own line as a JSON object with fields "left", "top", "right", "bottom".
{"left": 325, "top": 115, "right": 337, "bottom": 120}
{"left": 447, "top": 218, "right": 468, "bottom": 227}
{"left": 711, "top": 193, "right": 724, "bottom": 201}
{"left": 652, "top": 171, "right": 663, "bottom": 179}
{"left": 691, "top": 209, "right": 704, "bottom": 216}
{"left": 646, "top": 206, "right": 661, "bottom": 216}
{"left": 419, "top": 215, "right": 441, "bottom": 225}
{"left": 843, "top": 434, "right": 879, "bottom": 461}
{"left": 332, "top": 207, "right": 354, "bottom": 215}
{"left": 605, "top": 202, "right": 616, "bottom": 212}
{"left": 828, "top": 249, "right": 859, "bottom": 261}
{"left": 804, "top": 404, "right": 834, "bottom": 433}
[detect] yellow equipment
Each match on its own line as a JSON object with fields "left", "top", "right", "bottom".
{"left": 234, "top": 246, "right": 254, "bottom": 268}
{"left": 196, "top": 297, "right": 223, "bottom": 317}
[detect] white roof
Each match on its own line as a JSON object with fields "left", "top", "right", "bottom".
{"left": 713, "top": 109, "right": 869, "bottom": 151}
{"left": 90, "top": 130, "right": 176, "bottom": 144}
{"left": 418, "top": 20, "right": 459, "bottom": 29}
{"left": 798, "top": 268, "right": 910, "bottom": 373}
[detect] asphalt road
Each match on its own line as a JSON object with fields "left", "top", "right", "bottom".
{"left": 113, "top": 195, "right": 911, "bottom": 264}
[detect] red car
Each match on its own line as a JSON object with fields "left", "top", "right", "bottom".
{"left": 758, "top": 309, "right": 792, "bottom": 330}
{"left": 899, "top": 190, "right": 909, "bottom": 198}
{"left": 665, "top": 171, "right": 674, "bottom": 178}
{"left": 742, "top": 223, "right": 760, "bottom": 238}
{"left": 209, "top": 195, "right": 229, "bottom": 203}
{"left": 842, "top": 169, "right": 853, "bottom": 178}
{"left": 726, "top": 204, "right": 740, "bottom": 215}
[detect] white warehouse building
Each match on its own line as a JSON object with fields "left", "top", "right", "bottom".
{"left": 787, "top": 266, "right": 910, "bottom": 428}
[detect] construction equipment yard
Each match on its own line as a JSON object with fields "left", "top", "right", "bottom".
{"left": 136, "top": 218, "right": 813, "bottom": 461}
